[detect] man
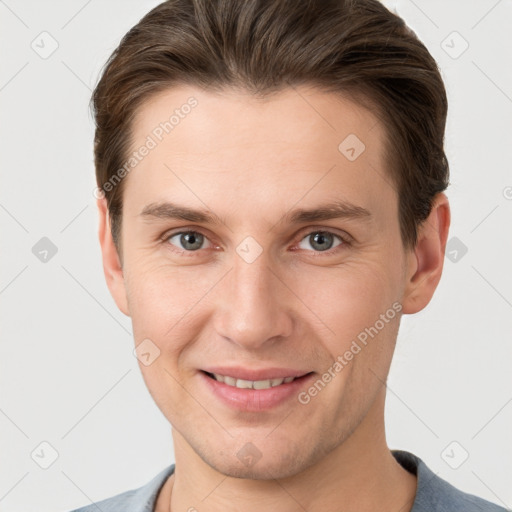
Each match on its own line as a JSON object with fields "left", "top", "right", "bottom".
{"left": 70, "top": 0, "right": 506, "bottom": 511}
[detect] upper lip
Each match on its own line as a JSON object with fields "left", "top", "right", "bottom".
{"left": 202, "top": 366, "right": 312, "bottom": 381}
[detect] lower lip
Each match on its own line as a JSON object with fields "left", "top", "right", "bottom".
{"left": 199, "top": 371, "right": 315, "bottom": 412}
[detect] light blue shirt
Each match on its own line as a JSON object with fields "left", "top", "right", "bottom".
{"left": 68, "top": 450, "right": 508, "bottom": 511}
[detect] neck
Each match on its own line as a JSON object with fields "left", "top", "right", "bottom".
{"left": 159, "top": 388, "right": 417, "bottom": 512}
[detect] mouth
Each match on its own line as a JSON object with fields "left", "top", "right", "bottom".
{"left": 198, "top": 366, "right": 316, "bottom": 411}
{"left": 202, "top": 370, "right": 312, "bottom": 390}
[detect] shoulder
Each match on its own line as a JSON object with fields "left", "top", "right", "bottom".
{"left": 392, "top": 450, "right": 509, "bottom": 512}
{"left": 66, "top": 464, "right": 175, "bottom": 512}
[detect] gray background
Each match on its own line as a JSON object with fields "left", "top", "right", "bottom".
{"left": 1, "top": 0, "right": 511, "bottom": 511}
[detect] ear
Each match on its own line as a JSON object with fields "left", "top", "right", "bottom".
{"left": 401, "top": 192, "right": 451, "bottom": 314}
{"left": 97, "top": 197, "right": 130, "bottom": 317}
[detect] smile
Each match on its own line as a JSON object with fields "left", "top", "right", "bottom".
{"left": 206, "top": 372, "right": 297, "bottom": 389}
{"left": 200, "top": 369, "right": 316, "bottom": 411}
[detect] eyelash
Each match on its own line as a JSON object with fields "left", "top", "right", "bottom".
{"left": 160, "top": 227, "right": 352, "bottom": 258}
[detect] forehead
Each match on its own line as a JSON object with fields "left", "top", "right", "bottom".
{"left": 132, "top": 84, "right": 383, "bottom": 154}
{"left": 124, "top": 84, "right": 396, "bottom": 227}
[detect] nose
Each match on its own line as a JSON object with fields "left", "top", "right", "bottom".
{"left": 213, "top": 247, "right": 293, "bottom": 350}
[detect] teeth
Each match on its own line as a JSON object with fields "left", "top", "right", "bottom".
{"left": 235, "top": 378, "right": 253, "bottom": 389}
{"left": 224, "top": 375, "right": 236, "bottom": 386}
{"left": 212, "top": 373, "right": 297, "bottom": 389}
{"left": 253, "top": 379, "right": 272, "bottom": 390}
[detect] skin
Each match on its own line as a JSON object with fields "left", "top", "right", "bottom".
{"left": 97, "top": 84, "right": 450, "bottom": 512}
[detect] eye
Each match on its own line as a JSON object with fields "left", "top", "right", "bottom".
{"left": 165, "top": 231, "right": 214, "bottom": 253}
{"left": 296, "top": 230, "right": 349, "bottom": 254}
{"left": 161, "top": 228, "right": 351, "bottom": 257}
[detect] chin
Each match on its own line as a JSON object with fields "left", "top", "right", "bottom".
{"left": 199, "top": 440, "right": 322, "bottom": 481}
{"left": 209, "top": 459, "right": 302, "bottom": 480}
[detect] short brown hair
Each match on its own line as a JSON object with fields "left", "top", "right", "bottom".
{"left": 91, "top": 0, "right": 449, "bottom": 259}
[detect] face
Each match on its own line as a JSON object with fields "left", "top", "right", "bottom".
{"left": 101, "top": 84, "right": 424, "bottom": 479}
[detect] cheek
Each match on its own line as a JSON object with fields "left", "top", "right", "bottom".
{"left": 123, "top": 260, "right": 218, "bottom": 350}
{"left": 291, "top": 258, "right": 398, "bottom": 330}
{"left": 124, "top": 265, "right": 201, "bottom": 411}
{"left": 287, "top": 259, "right": 402, "bottom": 391}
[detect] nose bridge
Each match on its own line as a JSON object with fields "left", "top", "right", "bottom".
{"left": 214, "top": 245, "right": 292, "bottom": 348}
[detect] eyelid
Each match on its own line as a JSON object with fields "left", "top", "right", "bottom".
{"left": 295, "top": 226, "right": 353, "bottom": 245}
{"left": 160, "top": 226, "right": 353, "bottom": 255}
{"left": 160, "top": 227, "right": 218, "bottom": 251}
{"left": 290, "top": 227, "right": 352, "bottom": 256}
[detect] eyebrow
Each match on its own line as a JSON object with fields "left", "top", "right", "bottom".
{"left": 140, "top": 200, "right": 373, "bottom": 226}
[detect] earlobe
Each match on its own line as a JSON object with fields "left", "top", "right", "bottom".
{"left": 401, "top": 193, "right": 451, "bottom": 314}
{"left": 97, "top": 198, "right": 131, "bottom": 317}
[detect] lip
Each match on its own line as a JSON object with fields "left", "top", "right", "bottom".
{"left": 199, "top": 370, "right": 316, "bottom": 412}
{"left": 201, "top": 366, "right": 311, "bottom": 381}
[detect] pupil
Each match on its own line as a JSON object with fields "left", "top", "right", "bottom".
{"left": 182, "top": 232, "right": 202, "bottom": 250}
{"left": 312, "top": 232, "right": 332, "bottom": 251}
